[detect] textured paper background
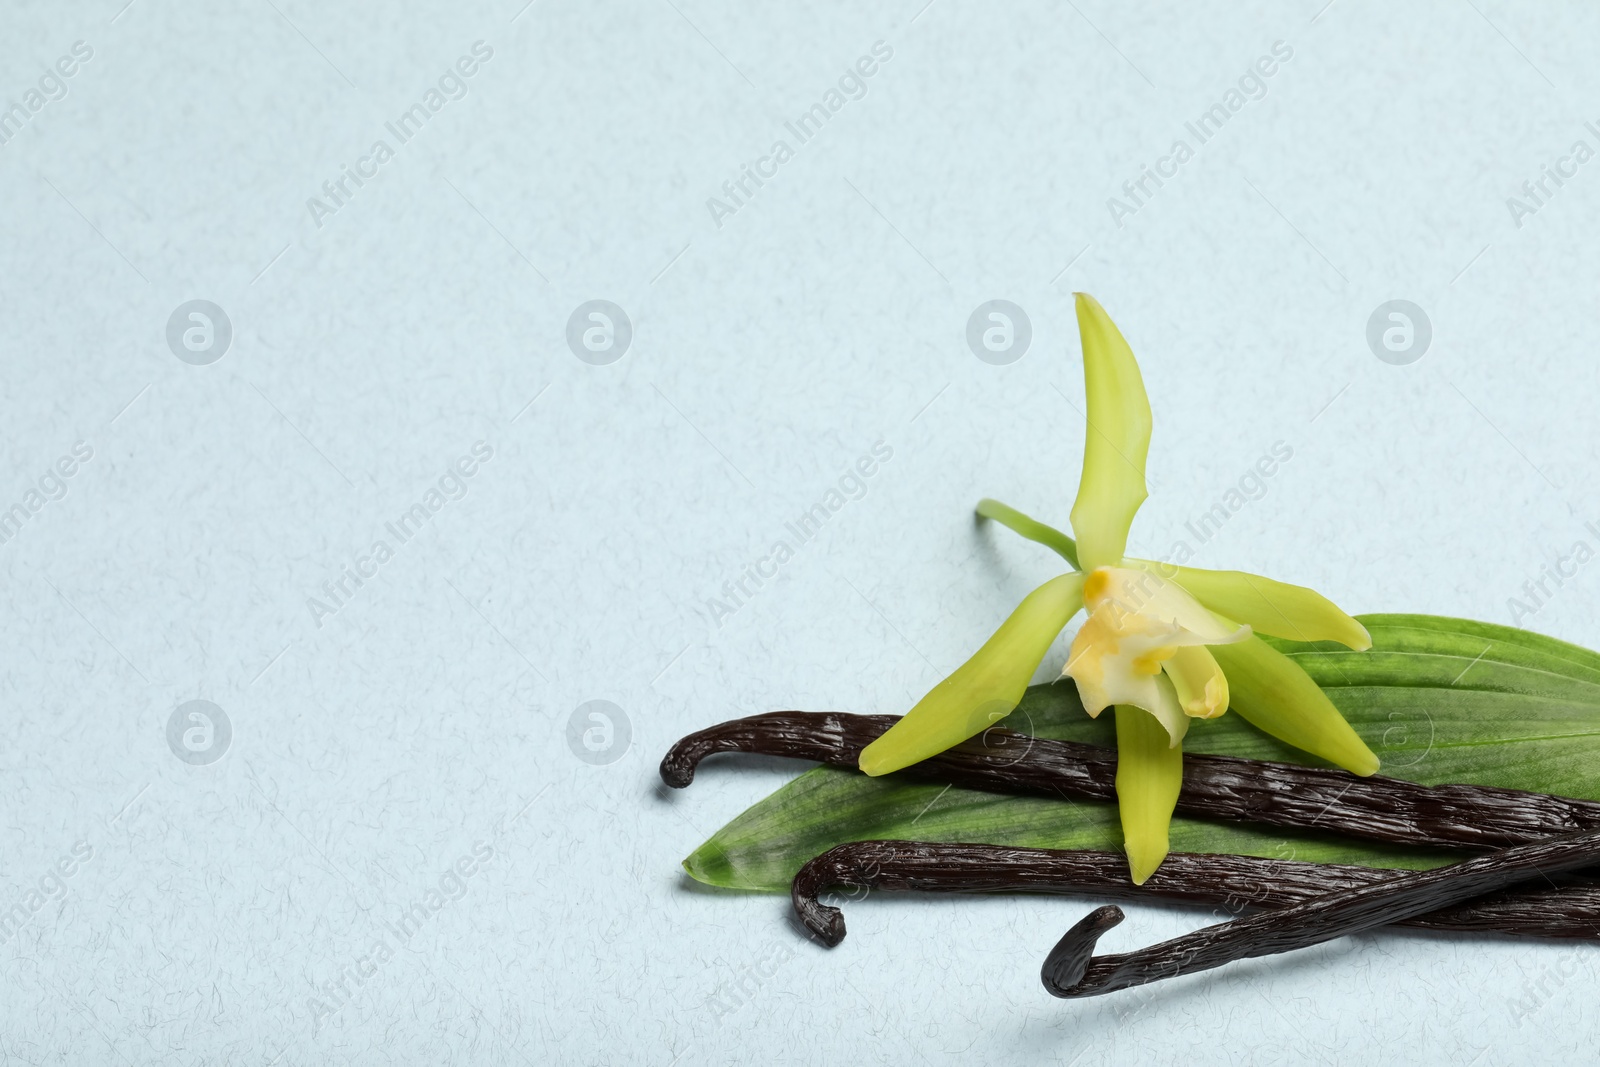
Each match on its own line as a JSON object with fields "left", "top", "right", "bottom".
{"left": 2, "top": 0, "right": 1598, "bottom": 1063}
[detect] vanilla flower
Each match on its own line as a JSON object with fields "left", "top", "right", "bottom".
{"left": 859, "top": 294, "right": 1376, "bottom": 884}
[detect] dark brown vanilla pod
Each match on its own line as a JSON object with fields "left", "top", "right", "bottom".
{"left": 660, "top": 711, "right": 890, "bottom": 788}
{"left": 1041, "top": 827, "right": 1600, "bottom": 998}
{"left": 661, "top": 711, "right": 1600, "bottom": 852}
{"left": 791, "top": 840, "right": 1600, "bottom": 948}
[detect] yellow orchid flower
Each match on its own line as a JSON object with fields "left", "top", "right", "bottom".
{"left": 858, "top": 293, "right": 1377, "bottom": 884}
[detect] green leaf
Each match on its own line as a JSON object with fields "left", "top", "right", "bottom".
{"left": 683, "top": 615, "right": 1600, "bottom": 891}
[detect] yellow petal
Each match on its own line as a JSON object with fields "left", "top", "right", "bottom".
{"left": 1069, "top": 294, "right": 1152, "bottom": 571}
{"left": 1163, "top": 644, "right": 1229, "bottom": 718}
{"left": 859, "top": 572, "right": 1086, "bottom": 776}
{"left": 1115, "top": 704, "right": 1183, "bottom": 884}
{"left": 1132, "top": 560, "right": 1371, "bottom": 651}
{"left": 1208, "top": 631, "right": 1380, "bottom": 775}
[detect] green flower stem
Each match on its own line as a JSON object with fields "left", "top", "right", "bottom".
{"left": 975, "top": 498, "right": 1080, "bottom": 570}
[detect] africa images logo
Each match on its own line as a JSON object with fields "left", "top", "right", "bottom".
{"left": 305, "top": 442, "right": 494, "bottom": 628}
{"left": 166, "top": 700, "right": 232, "bottom": 766}
{"left": 0, "top": 440, "right": 94, "bottom": 549}
{"left": 704, "top": 41, "right": 894, "bottom": 229}
{"left": 305, "top": 41, "right": 494, "bottom": 229}
{"left": 0, "top": 40, "right": 94, "bottom": 148}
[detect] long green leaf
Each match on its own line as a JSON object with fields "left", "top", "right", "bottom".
{"left": 684, "top": 615, "right": 1600, "bottom": 890}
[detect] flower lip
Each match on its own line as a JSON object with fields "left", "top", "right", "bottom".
{"left": 1064, "top": 566, "right": 1250, "bottom": 743}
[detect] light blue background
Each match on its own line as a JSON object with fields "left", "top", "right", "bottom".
{"left": 2, "top": 0, "right": 1597, "bottom": 1063}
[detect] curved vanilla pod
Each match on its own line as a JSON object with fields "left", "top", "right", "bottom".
{"left": 661, "top": 711, "right": 1600, "bottom": 851}
{"left": 1040, "top": 827, "right": 1600, "bottom": 998}
{"left": 660, "top": 711, "right": 885, "bottom": 788}
{"left": 790, "top": 840, "right": 1600, "bottom": 947}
